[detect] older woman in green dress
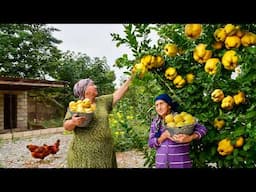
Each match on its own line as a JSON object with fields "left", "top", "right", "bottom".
{"left": 63, "top": 77, "right": 133, "bottom": 168}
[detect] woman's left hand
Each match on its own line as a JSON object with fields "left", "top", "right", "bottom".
{"left": 170, "top": 134, "right": 193, "bottom": 143}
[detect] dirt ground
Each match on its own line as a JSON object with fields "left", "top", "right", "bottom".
{"left": 116, "top": 150, "right": 145, "bottom": 168}
{"left": 0, "top": 132, "right": 146, "bottom": 168}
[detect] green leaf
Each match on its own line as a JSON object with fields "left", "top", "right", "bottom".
{"left": 246, "top": 111, "right": 256, "bottom": 119}
{"left": 243, "top": 143, "right": 251, "bottom": 151}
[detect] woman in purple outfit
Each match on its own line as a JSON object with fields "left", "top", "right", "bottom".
{"left": 148, "top": 93, "right": 207, "bottom": 168}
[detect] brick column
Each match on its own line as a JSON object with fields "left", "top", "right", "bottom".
{"left": 17, "top": 91, "right": 28, "bottom": 129}
{"left": 0, "top": 94, "right": 3, "bottom": 131}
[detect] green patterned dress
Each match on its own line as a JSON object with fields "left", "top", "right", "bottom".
{"left": 64, "top": 94, "right": 117, "bottom": 168}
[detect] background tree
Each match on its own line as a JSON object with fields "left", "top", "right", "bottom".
{"left": 0, "top": 24, "right": 62, "bottom": 78}
{"left": 53, "top": 51, "right": 116, "bottom": 108}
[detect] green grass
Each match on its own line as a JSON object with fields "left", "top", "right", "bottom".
{"left": 30, "top": 117, "right": 64, "bottom": 129}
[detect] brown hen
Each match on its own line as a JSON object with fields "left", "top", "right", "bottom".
{"left": 26, "top": 139, "right": 60, "bottom": 160}
{"left": 47, "top": 139, "right": 60, "bottom": 155}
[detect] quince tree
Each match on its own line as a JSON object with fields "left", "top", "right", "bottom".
{"left": 112, "top": 24, "right": 256, "bottom": 168}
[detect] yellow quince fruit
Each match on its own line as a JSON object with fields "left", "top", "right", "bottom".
{"left": 185, "top": 24, "right": 202, "bottom": 39}
{"left": 235, "top": 136, "right": 244, "bottom": 148}
{"left": 164, "top": 43, "right": 178, "bottom": 57}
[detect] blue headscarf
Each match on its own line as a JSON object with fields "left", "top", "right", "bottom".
{"left": 154, "top": 93, "right": 179, "bottom": 112}
{"left": 154, "top": 93, "right": 179, "bottom": 138}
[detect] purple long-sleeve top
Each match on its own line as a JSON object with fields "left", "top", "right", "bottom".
{"left": 148, "top": 116, "right": 207, "bottom": 168}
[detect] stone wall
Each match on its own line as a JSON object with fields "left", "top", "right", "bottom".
{"left": 27, "top": 96, "right": 64, "bottom": 121}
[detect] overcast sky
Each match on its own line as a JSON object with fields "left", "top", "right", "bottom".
{"left": 48, "top": 24, "right": 133, "bottom": 86}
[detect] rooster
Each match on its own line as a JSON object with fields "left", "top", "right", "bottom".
{"left": 26, "top": 139, "right": 60, "bottom": 160}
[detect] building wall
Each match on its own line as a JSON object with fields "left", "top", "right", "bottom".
{"left": 0, "top": 89, "right": 64, "bottom": 132}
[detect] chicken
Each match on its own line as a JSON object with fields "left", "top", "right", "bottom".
{"left": 47, "top": 139, "right": 60, "bottom": 155}
{"left": 26, "top": 144, "right": 40, "bottom": 152}
{"left": 27, "top": 145, "right": 51, "bottom": 160}
{"left": 26, "top": 139, "right": 60, "bottom": 160}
